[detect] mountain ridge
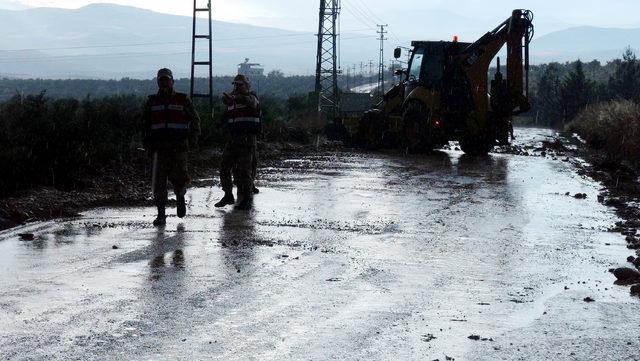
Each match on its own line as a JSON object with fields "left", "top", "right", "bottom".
{"left": 0, "top": 4, "right": 637, "bottom": 78}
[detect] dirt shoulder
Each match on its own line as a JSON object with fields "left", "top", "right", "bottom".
{"left": 0, "top": 141, "right": 324, "bottom": 231}
{"left": 524, "top": 132, "right": 640, "bottom": 294}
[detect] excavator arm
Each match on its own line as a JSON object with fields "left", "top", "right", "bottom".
{"left": 457, "top": 10, "right": 534, "bottom": 130}
{"left": 505, "top": 9, "right": 534, "bottom": 113}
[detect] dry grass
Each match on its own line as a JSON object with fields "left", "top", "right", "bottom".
{"left": 569, "top": 100, "right": 640, "bottom": 167}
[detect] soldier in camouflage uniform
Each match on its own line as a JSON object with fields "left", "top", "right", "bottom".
{"left": 215, "top": 74, "right": 261, "bottom": 210}
{"left": 143, "top": 68, "right": 201, "bottom": 226}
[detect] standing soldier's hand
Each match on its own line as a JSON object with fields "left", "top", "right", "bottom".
{"left": 223, "top": 92, "right": 234, "bottom": 104}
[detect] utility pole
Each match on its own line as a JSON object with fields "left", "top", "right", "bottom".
{"left": 346, "top": 67, "right": 350, "bottom": 91}
{"left": 352, "top": 64, "right": 356, "bottom": 88}
{"left": 368, "top": 59, "right": 374, "bottom": 85}
{"left": 377, "top": 24, "right": 388, "bottom": 101}
{"left": 315, "top": 0, "right": 341, "bottom": 122}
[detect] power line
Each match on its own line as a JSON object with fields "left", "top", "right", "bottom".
{"left": 347, "top": 0, "right": 402, "bottom": 45}
{"left": 0, "top": 30, "right": 374, "bottom": 53}
{"left": 342, "top": 4, "right": 376, "bottom": 30}
{"left": 0, "top": 35, "right": 376, "bottom": 64}
{"left": 1, "top": 41, "right": 187, "bottom": 52}
{"left": 350, "top": 0, "right": 384, "bottom": 25}
{"left": 0, "top": 51, "right": 191, "bottom": 64}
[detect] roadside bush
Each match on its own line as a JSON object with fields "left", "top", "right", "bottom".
{"left": 262, "top": 96, "right": 320, "bottom": 144}
{"left": 0, "top": 93, "right": 145, "bottom": 196}
{"left": 196, "top": 94, "right": 317, "bottom": 145}
{"left": 0, "top": 90, "right": 323, "bottom": 197}
{"left": 193, "top": 96, "right": 226, "bottom": 146}
{"left": 568, "top": 100, "right": 640, "bottom": 167}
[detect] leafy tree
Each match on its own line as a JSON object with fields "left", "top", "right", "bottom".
{"left": 608, "top": 47, "right": 640, "bottom": 102}
{"left": 267, "top": 69, "right": 285, "bottom": 78}
{"left": 536, "top": 63, "right": 563, "bottom": 126}
{"left": 560, "top": 60, "right": 595, "bottom": 123}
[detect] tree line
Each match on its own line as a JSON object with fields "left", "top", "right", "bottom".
{"left": 0, "top": 72, "right": 316, "bottom": 101}
{"left": 0, "top": 90, "right": 317, "bottom": 197}
{"left": 529, "top": 47, "right": 640, "bottom": 127}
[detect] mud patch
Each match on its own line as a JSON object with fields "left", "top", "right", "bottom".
{"left": 468, "top": 334, "right": 494, "bottom": 342}
{"left": 568, "top": 131, "right": 640, "bottom": 295}
{"left": 0, "top": 141, "right": 334, "bottom": 231}
{"left": 257, "top": 218, "right": 399, "bottom": 235}
{"left": 421, "top": 333, "right": 437, "bottom": 342}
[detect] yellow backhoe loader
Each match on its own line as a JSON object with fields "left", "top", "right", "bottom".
{"left": 354, "top": 9, "right": 534, "bottom": 154}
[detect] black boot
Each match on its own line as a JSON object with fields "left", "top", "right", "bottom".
{"left": 214, "top": 192, "right": 235, "bottom": 207}
{"left": 176, "top": 194, "right": 186, "bottom": 218}
{"left": 153, "top": 205, "right": 167, "bottom": 226}
{"left": 234, "top": 197, "right": 253, "bottom": 210}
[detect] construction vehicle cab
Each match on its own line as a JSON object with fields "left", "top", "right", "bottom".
{"left": 357, "top": 9, "right": 534, "bottom": 154}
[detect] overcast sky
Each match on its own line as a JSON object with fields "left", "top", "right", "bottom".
{"left": 6, "top": 0, "right": 640, "bottom": 39}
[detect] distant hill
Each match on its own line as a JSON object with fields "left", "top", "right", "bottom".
{"left": 0, "top": 3, "right": 638, "bottom": 79}
{"left": 532, "top": 26, "right": 640, "bottom": 63}
{"left": 0, "top": 0, "right": 27, "bottom": 10}
{"left": 0, "top": 3, "right": 326, "bottom": 79}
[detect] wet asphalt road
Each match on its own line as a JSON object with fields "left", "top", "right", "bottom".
{"left": 1, "top": 128, "right": 639, "bottom": 361}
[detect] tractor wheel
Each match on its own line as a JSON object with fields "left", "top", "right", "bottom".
{"left": 459, "top": 136, "right": 494, "bottom": 155}
{"left": 493, "top": 115, "right": 511, "bottom": 145}
{"left": 358, "top": 110, "right": 385, "bottom": 150}
{"left": 402, "top": 101, "right": 433, "bottom": 153}
{"left": 325, "top": 121, "right": 348, "bottom": 142}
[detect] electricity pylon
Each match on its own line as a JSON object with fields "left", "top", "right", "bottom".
{"left": 314, "top": 0, "right": 341, "bottom": 121}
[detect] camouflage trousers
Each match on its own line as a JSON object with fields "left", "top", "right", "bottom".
{"left": 152, "top": 150, "right": 189, "bottom": 207}
{"left": 220, "top": 135, "right": 256, "bottom": 201}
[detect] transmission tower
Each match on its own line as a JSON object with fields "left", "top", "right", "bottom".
{"left": 315, "top": 0, "right": 341, "bottom": 121}
{"left": 377, "top": 24, "right": 388, "bottom": 101}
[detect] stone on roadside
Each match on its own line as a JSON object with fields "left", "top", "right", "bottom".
{"left": 19, "top": 233, "right": 35, "bottom": 241}
{"left": 583, "top": 297, "right": 595, "bottom": 302}
{"left": 613, "top": 267, "right": 640, "bottom": 282}
{"left": 574, "top": 193, "right": 587, "bottom": 199}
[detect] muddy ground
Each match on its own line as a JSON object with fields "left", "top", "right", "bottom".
{"left": 0, "top": 141, "right": 318, "bottom": 231}
{"left": 514, "top": 132, "right": 640, "bottom": 291}
{"left": 2, "top": 128, "right": 640, "bottom": 287}
{"left": 2, "top": 128, "right": 640, "bottom": 275}
{"left": 1, "top": 127, "right": 639, "bottom": 360}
